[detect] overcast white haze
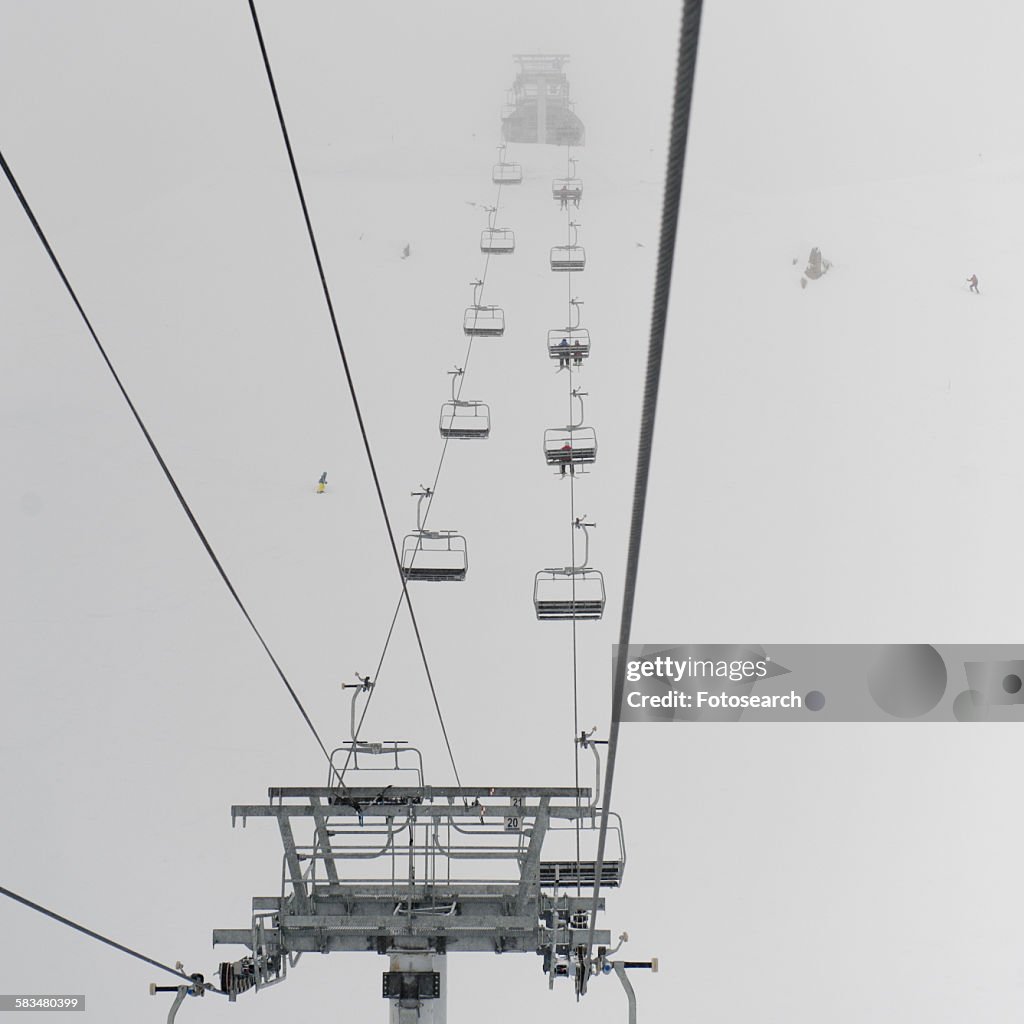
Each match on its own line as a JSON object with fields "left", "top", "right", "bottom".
{"left": 4, "top": 1, "right": 1024, "bottom": 1021}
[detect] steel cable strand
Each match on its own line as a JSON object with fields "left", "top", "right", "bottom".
{"left": 582, "top": 0, "right": 704, "bottom": 979}
{"left": 341, "top": 159, "right": 513, "bottom": 774}
{"left": 0, "top": 885, "right": 223, "bottom": 991}
{"left": 0, "top": 146, "right": 335, "bottom": 769}
{"left": 247, "top": 0, "right": 465, "bottom": 786}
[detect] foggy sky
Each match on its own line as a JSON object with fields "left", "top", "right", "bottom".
{"left": 3, "top": 3, "right": 1024, "bottom": 1023}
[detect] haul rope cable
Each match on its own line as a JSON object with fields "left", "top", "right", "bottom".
{"left": 0, "top": 147, "right": 335, "bottom": 771}
{"left": 345, "top": 156, "right": 514, "bottom": 771}
{"left": 412, "top": 166, "right": 509, "bottom": 533}
{"left": 247, "top": 0, "right": 466, "bottom": 787}
{"left": 0, "top": 885, "right": 224, "bottom": 992}
{"left": 561, "top": 143, "right": 584, "bottom": 895}
{"left": 347, "top": 179, "right": 509, "bottom": 761}
{"left": 582, "top": 0, "right": 704, "bottom": 987}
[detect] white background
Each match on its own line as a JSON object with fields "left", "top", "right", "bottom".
{"left": 3, "top": 2, "right": 1024, "bottom": 1021}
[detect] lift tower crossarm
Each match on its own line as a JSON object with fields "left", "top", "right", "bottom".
{"left": 267, "top": 786, "right": 588, "bottom": 800}
{"left": 215, "top": 781, "right": 620, "bottom": 1001}
{"left": 233, "top": 803, "right": 594, "bottom": 821}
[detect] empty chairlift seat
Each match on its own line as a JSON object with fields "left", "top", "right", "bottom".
{"left": 439, "top": 400, "right": 490, "bottom": 440}
{"left": 539, "top": 814, "right": 626, "bottom": 888}
{"left": 492, "top": 161, "right": 524, "bottom": 185}
{"left": 547, "top": 328, "right": 590, "bottom": 364}
{"left": 402, "top": 531, "right": 468, "bottom": 581}
{"left": 550, "top": 244, "right": 586, "bottom": 272}
{"left": 480, "top": 228, "right": 516, "bottom": 255}
{"left": 544, "top": 426, "right": 597, "bottom": 469}
{"left": 538, "top": 860, "right": 624, "bottom": 887}
{"left": 533, "top": 567, "right": 605, "bottom": 620}
{"left": 463, "top": 304, "right": 505, "bottom": 337}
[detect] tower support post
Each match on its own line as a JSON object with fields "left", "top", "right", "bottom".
{"left": 385, "top": 952, "right": 446, "bottom": 1024}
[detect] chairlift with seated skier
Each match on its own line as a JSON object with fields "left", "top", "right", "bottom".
{"left": 552, "top": 158, "right": 583, "bottom": 208}
{"left": 547, "top": 299, "right": 590, "bottom": 367}
{"left": 543, "top": 389, "right": 597, "bottom": 476}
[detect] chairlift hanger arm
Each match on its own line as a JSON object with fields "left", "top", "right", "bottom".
{"left": 410, "top": 488, "right": 433, "bottom": 530}
{"left": 576, "top": 730, "right": 603, "bottom": 808}
{"left": 150, "top": 984, "right": 196, "bottom": 1024}
{"left": 346, "top": 682, "right": 372, "bottom": 744}
{"left": 574, "top": 517, "right": 595, "bottom": 569}
{"left": 447, "top": 367, "right": 464, "bottom": 401}
{"left": 570, "top": 389, "right": 587, "bottom": 428}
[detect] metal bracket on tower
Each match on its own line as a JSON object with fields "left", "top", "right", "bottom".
{"left": 385, "top": 955, "right": 446, "bottom": 1024}
{"left": 382, "top": 971, "right": 441, "bottom": 1000}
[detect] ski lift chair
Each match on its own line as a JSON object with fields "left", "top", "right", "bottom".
{"left": 439, "top": 400, "right": 490, "bottom": 439}
{"left": 492, "top": 161, "right": 524, "bottom": 185}
{"left": 551, "top": 177, "right": 583, "bottom": 206}
{"left": 539, "top": 812, "right": 626, "bottom": 888}
{"left": 546, "top": 328, "right": 590, "bottom": 365}
{"left": 550, "top": 245, "right": 586, "bottom": 272}
{"left": 401, "top": 488, "right": 468, "bottom": 581}
{"left": 480, "top": 228, "right": 516, "bottom": 255}
{"left": 463, "top": 304, "right": 505, "bottom": 337}
{"left": 552, "top": 222, "right": 585, "bottom": 272}
{"left": 402, "top": 531, "right": 468, "bottom": 581}
{"left": 543, "top": 426, "right": 597, "bottom": 470}
{"left": 533, "top": 567, "right": 605, "bottom": 619}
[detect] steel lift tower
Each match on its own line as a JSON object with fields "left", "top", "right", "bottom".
{"left": 502, "top": 54, "right": 585, "bottom": 146}
{"left": 199, "top": 741, "right": 651, "bottom": 1023}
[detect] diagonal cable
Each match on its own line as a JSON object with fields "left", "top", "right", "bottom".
{"left": 0, "top": 885, "right": 217, "bottom": 988}
{"left": 246, "top": 0, "right": 463, "bottom": 786}
{"left": 559, "top": 144, "right": 584, "bottom": 893}
{"left": 345, "top": 173, "right": 510, "bottom": 769}
{"left": 582, "top": 0, "right": 704, "bottom": 980}
{"left": 546, "top": 141, "right": 592, "bottom": 895}
{"left": 0, "top": 146, "right": 334, "bottom": 769}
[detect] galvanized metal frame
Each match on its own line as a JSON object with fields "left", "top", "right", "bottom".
{"left": 215, "top": 786, "right": 617, "bottom": 958}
